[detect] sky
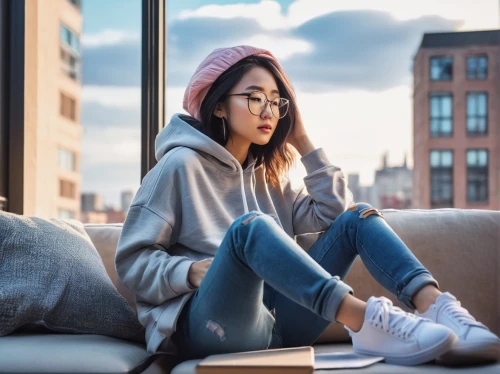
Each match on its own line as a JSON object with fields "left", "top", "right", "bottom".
{"left": 80, "top": 0, "right": 500, "bottom": 209}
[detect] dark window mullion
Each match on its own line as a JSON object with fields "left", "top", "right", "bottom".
{"left": 141, "top": 0, "right": 166, "bottom": 181}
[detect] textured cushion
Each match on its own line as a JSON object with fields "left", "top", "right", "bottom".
{"left": 0, "top": 333, "right": 165, "bottom": 374}
{"left": 0, "top": 211, "right": 144, "bottom": 342}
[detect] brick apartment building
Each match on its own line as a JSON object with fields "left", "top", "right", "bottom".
{"left": 413, "top": 30, "right": 499, "bottom": 209}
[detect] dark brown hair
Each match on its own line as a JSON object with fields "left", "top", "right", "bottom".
{"left": 198, "top": 55, "right": 297, "bottom": 187}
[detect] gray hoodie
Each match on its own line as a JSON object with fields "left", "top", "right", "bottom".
{"left": 115, "top": 113, "right": 354, "bottom": 354}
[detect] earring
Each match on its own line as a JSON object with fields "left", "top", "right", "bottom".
{"left": 221, "top": 117, "right": 227, "bottom": 141}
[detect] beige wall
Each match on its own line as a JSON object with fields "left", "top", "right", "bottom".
{"left": 413, "top": 45, "right": 499, "bottom": 210}
{"left": 23, "top": 0, "right": 82, "bottom": 219}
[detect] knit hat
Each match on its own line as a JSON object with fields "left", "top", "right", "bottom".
{"left": 183, "top": 45, "right": 293, "bottom": 122}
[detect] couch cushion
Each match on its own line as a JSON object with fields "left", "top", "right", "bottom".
{"left": 84, "top": 224, "right": 137, "bottom": 310}
{"left": 0, "top": 333, "right": 162, "bottom": 373}
{"left": 170, "top": 344, "right": 500, "bottom": 374}
{"left": 0, "top": 211, "right": 144, "bottom": 342}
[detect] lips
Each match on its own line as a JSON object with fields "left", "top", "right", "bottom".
{"left": 258, "top": 125, "right": 272, "bottom": 130}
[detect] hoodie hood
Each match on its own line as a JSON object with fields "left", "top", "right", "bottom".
{"left": 155, "top": 113, "right": 259, "bottom": 213}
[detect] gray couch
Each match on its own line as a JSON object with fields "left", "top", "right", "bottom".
{"left": 0, "top": 207, "right": 499, "bottom": 373}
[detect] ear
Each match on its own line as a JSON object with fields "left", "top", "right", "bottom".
{"left": 213, "top": 102, "right": 226, "bottom": 119}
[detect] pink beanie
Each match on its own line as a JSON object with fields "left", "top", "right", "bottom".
{"left": 183, "top": 45, "right": 293, "bottom": 122}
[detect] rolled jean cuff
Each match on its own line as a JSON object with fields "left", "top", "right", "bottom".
{"left": 326, "top": 276, "right": 354, "bottom": 322}
{"left": 399, "top": 272, "right": 439, "bottom": 310}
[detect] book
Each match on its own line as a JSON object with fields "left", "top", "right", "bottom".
{"left": 195, "top": 346, "right": 314, "bottom": 374}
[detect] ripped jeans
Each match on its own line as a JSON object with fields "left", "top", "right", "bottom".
{"left": 169, "top": 202, "right": 439, "bottom": 360}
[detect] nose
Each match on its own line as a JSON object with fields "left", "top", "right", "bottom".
{"left": 260, "top": 100, "right": 273, "bottom": 119}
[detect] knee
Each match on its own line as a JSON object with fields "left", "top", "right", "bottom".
{"left": 227, "top": 211, "right": 277, "bottom": 239}
{"left": 341, "top": 202, "right": 385, "bottom": 221}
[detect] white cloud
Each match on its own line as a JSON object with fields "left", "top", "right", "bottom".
{"left": 233, "top": 34, "right": 313, "bottom": 60}
{"left": 82, "top": 86, "right": 141, "bottom": 108}
{"left": 176, "top": 0, "right": 498, "bottom": 31}
{"left": 177, "top": 1, "right": 288, "bottom": 30}
{"left": 81, "top": 29, "right": 140, "bottom": 48}
{"left": 287, "top": 0, "right": 498, "bottom": 30}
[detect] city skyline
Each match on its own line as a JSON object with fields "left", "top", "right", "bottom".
{"left": 80, "top": 0, "right": 499, "bottom": 208}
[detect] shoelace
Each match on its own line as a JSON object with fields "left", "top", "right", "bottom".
{"left": 441, "top": 300, "right": 486, "bottom": 328}
{"left": 372, "top": 297, "right": 425, "bottom": 339}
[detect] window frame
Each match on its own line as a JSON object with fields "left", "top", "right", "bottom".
{"left": 466, "top": 148, "right": 489, "bottom": 203}
{"left": 1, "top": 0, "right": 25, "bottom": 214}
{"left": 429, "top": 92, "right": 453, "bottom": 138}
{"left": 466, "top": 91, "right": 488, "bottom": 136}
{"left": 466, "top": 55, "right": 488, "bottom": 80}
{"left": 141, "top": 0, "right": 166, "bottom": 180}
{"left": 429, "top": 149, "right": 454, "bottom": 208}
{"left": 429, "top": 56, "right": 453, "bottom": 81}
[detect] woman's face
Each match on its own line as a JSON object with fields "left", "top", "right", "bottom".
{"left": 214, "top": 66, "right": 280, "bottom": 150}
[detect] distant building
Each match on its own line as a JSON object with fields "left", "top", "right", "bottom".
{"left": 374, "top": 152, "right": 412, "bottom": 209}
{"left": 413, "top": 30, "right": 499, "bottom": 209}
{"left": 121, "top": 190, "right": 135, "bottom": 212}
{"left": 81, "top": 193, "right": 104, "bottom": 213}
{"left": 347, "top": 173, "right": 378, "bottom": 208}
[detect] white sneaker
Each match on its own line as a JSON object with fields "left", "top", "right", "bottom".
{"left": 416, "top": 292, "right": 500, "bottom": 365}
{"left": 345, "top": 296, "right": 457, "bottom": 366}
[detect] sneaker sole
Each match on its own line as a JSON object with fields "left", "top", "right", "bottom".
{"left": 355, "top": 332, "right": 458, "bottom": 366}
{"left": 437, "top": 340, "right": 500, "bottom": 366}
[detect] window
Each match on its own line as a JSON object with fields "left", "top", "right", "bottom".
{"left": 59, "top": 179, "right": 76, "bottom": 199}
{"left": 466, "top": 92, "right": 487, "bottom": 135}
{"left": 430, "top": 150, "right": 453, "bottom": 208}
{"left": 430, "top": 56, "right": 452, "bottom": 80}
{"left": 59, "top": 148, "right": 76, "bottom": 172}
{"left": 60, "top": 24, "right": 80, "bottom": 80}
{"left": 60, "top": 24, "right": 80, "bottom": 55}
{"left": 58, "top": 209, "right": 76, "bottom": 220}
{"left": 467, "top": 149, "right": 488, "bottom": 203}
{"left": 467, "top": 55, "right": 487, "bottom": 79}
{"left": 60, "top": 92, "right": 77, "bottom": 121}
{"left": 429, "top": 93, "right": 452, "bottom": 137}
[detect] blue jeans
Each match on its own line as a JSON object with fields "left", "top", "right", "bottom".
{"left": 170, "top": 203, "right": 438, "bottom": 360}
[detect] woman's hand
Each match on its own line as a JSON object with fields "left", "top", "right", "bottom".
{"left": 187, "top": 258, "right": 213, "bottom": 288}
{"left": 287, "top": 109, "right": 308, "bottom": 148}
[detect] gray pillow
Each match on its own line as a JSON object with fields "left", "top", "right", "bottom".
{"left": 0, "top": 211, "right": 145, "bottom": 342}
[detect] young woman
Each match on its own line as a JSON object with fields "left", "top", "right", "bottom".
{"left": 115, "top": 45, "right": 499, "bottom": 366}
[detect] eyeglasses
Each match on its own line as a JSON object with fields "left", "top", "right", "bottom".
{"left": 225, "top": 91, "right": 290, "bottom": 119}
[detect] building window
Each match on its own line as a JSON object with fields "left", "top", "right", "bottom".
{"left": 60, "top": 24, "right": 80, "bottom": 80}
{"left": 430, "top": 56, "right": 452, "bottom": 81}
{"left": 466, "top": 92, "right": 487, "bottom": 135}
{"left": 60, "top": 92, "right": 77, "bottom": 121}
{"left": 58, "top": 209, "right": 76, "bottom": 220}
{"left": 60, "top": 24, "right": 80, "bottom": 54}
{"left": 467, "top": 55, "right": 487, "bottom": 79}
{"left": 430, "top": 150, "right": 453, "bottom": 208}
{"left": 59, "top": 179, "right": 76, "bottom": 199}
{"left": 59, "top": 148, "right": 76, "bottom": 172}
{"left": 467, "top": 149, "right": 488, "bottom": 203}
{"left": 429, "top": 93, "right": 452, "bottom": 137}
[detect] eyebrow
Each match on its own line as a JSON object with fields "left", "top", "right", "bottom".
{"left": 244, "top": 85, "right": 280, "bottom": 96}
